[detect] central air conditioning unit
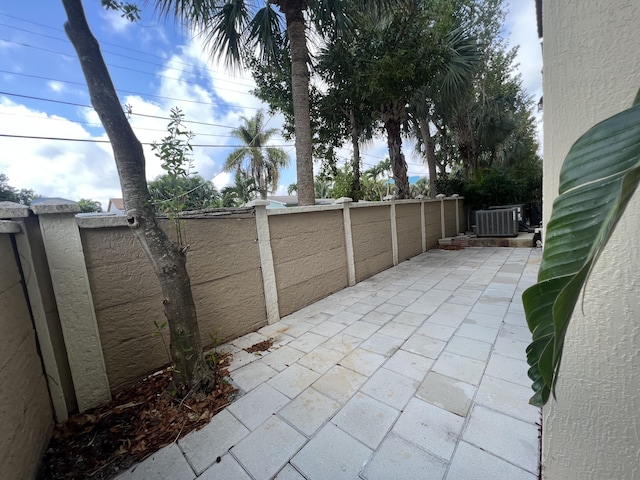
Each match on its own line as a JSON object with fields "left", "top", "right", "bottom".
{"left": 476, "top": 208, "right": 518, "bottom": 237}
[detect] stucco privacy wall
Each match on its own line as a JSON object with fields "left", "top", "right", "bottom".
{"left": 0, "top": 232, "right": 53, "bottom": 480}
{"left": 443, "top": 199, "right": 458, "bottom": 237}
{"left": 396, "top": 202, "right": 422, "bottom": 262}
{"left": 541, "top": 1, "right": 640, "bottom": 479}
{"left": 424, "top": 201, "right": 442, "bottom": 249}
{"left": 269, "top": 208, "right": 348, "bottom": 317}
{"left": 351, "top": 204, "right": 394, "bottom": 283}
{"left": 80, "top": 213, "right": 266, "bottom": 392}
{"left": 73, "top": 197, "right": 462, "bottom": 396}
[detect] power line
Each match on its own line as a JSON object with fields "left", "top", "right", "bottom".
{"left": 0, "top": 37, "right": 257, "bottom": 97}
{"left": 0, "top": 12, "right": 244, "bottom": 85}
{"left": 0, "top": 91, "right": 236, "bottom": 130}
{"left": 0, "top": 133, "right": 292, "bottom": 148}
{"left": 0, "top": 69, "right": 259, "bottom": 110}
{"left": 0, "top": 111, "right": 234, "bottom": 138}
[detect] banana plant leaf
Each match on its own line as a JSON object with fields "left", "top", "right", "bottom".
{"left": 522, "top": 90, "right": 640, "bottom": 407}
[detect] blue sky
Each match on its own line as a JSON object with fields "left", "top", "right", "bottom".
{"left": 0, "top": 1, "right": 542, "bottom": 208}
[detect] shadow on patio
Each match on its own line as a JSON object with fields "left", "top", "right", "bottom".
{"left": 117, "top": 247, "right": 541, "bottom": 480}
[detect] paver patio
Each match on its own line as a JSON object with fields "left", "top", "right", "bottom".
{"left": 117, "top": 247, "right": 541, "bottom": 480}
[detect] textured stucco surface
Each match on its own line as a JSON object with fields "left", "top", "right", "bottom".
{"left": 39, "top": 212, "right": 110, "bottom": 411}
{"left": 396, "top": 203, "right": 422, "bottom": 262}
{"left": 352, "top": 205, "right": 394, "bottom": 283}
{"left": 270, "top": 210, "right": 348, "bottom": 317}
{"left": 542, "top": 2, "right": 640, "bottom": 479}
{"left": 443, "top": 200, "right": 457, "bottom": 237}
{"left": 81, "top": 215, "right": 267, "bottom": 392}
{"left": 424, "top": 202, "right": 442, "bottom": 249}
{"left": 18, "top": 217, "right": 76, "bottom": 418}
{"left": 0, "top": 234, "right": 53, "bottom": 480}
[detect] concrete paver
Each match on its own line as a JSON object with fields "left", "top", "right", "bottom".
{"left": 116, "top": 247, "right": 541, "bottom": 480}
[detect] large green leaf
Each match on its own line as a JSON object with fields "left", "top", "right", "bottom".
{"left": 523, "top": 91, "right": 640, "bottom": 407}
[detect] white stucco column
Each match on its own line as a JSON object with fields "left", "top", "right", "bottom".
{"left": 0, "top": 202, "right": 69, "bottom": 421}
{"left": 389, "top": 199, "right": 399, "bottom": 265}
{"left": 452, "top": 194, "right": 460, "bottom": 235}
{"left": 335, "top": 197, "right": 356, "bottom": 286}
{"left": 249, "top": 200, "right": 280, "bottom": 324}
{"left": 30, "top": 199, "right": 110, "bottom": 411}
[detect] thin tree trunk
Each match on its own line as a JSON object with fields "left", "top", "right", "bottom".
{"left": 350, "top": 109, "right": 361, "bottom": 201}
{"left": 62, "top": 0, "right": 212, "bottom": 396}
{"left": 382, "top": 105, "right": 410, "bottom": 199}
{"left": 279, "top": 1, "right": 315, "bottom": 206}
{"left": 417, "top": 117, "right": 438, "bottom": 198}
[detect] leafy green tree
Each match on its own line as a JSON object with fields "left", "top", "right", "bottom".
{"left": 78, "top": 198, "right": 102, "bottom": 212}
{"left": 331, "top": 163, "right": 356, "bottom": 200}
{"left": 317, "top": 1, "right": 477, "bottom": 198}
{"left": 63, "top": 0, "right": 214, "bottom": 396}
{"left": 151, "top": 107, "right": 201, "bottom": 248}
{"left": 0, "top": 174, "right": 37, "bottom": 205}
{"left": 364, "top": 159, "right": 392, "bottom": 200}
{"left": 224, "top": 111, "right": 289, "bottom": 200}
{"left": 148, "top": 175, "right": 221, "bottom": 211}
{"left": 221, "top": 171, "right": 258, "bottom": 207}
{"left": 410, "top": 177, "right": 430, "bottom": 198}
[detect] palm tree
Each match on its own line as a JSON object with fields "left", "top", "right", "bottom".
{"left": 154, "top": 0, "right": 379, "bottom": 206}
{"left": 221, "top": 171, "right": 258, "bottom": 206}
{"left": 364, "top": 160, "right": 391, "bottom": 200}
{"left": 224, "top": 110, "right": 289, "bottom": 200}
{"left": 410, "top": 27, "right": 479, "bottom": 198}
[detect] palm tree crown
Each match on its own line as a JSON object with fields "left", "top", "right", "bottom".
{"left": 224, "top": 110, "right": 289, "bottom": 199}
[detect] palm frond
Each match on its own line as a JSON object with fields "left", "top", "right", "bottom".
{"left": 206, "top": 0, "right": 250, "bottom": 69}
{"left": 249, "top": 5, "right": 285, "bottom": 64}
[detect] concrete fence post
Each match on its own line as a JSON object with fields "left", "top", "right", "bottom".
{"left": 0, "top": 202, "right": 70, "bottom": 421}
{"left": 437, "top": 194, "right": 446, "bottom": 239}
{"left": 390, "top": 199, "right": 399, "bottom": 266}
{"left": 452, "top": 194, "right": 461, "bottom": 235}
{"left": 30, "top": 199, "right": 111, "bottom": 412}
{"left": 335, "top": 197, "right": 356, "bottom": 287}
{"left": 249, "top": 200, "right": 280, "bottom": 324}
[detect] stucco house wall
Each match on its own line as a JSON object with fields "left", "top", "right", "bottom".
{"left": 541, "top": 1, "right": 640, "bottom": 478}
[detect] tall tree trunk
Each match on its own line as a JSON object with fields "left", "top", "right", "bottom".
{"left": 349, "top": 109, "right": 361, "bottom": 201}
{"left": 454, "top": 109, "right": 477, "bottom": 179}
{"left": 62, "top": 0, "right": 212, "bottom": 396}
{"left": 417, "top": 117, "right": 438, "bottom": 198}
{"left": 279, "top": 1, "right": 315, "bottom": 206}
{"left": 382, "top": 105, "right": 410, "bottom": 199}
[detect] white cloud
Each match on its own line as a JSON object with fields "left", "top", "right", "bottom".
{"left": 0, "top": 98, "right": 121, "bottom": 207}
{"left": 212, "top": 171, "right": 231, "bottom": 191}
{"left": 99, "top": 8, "right": 134, "bottom": 34}
{"left": 48, "top": 81, "right": 65, "bottom": 93}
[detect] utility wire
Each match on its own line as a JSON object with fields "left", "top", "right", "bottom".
{"left": 0, "top": 91, "right": 236, "bottom": 129}
{"left": 0, "top": 15, "right": 255, "bottom": 88}
{"left": 0, "top": 38, "right": 256, "bottom": 97}
{"left": 0, "top": 133, "right": 292, "bottom": 148}
{"left": 0, "top": 111, "right": 234, "bottom": 138}
{"left": 0, "top": 69, "right": 258, "bottom": 110}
